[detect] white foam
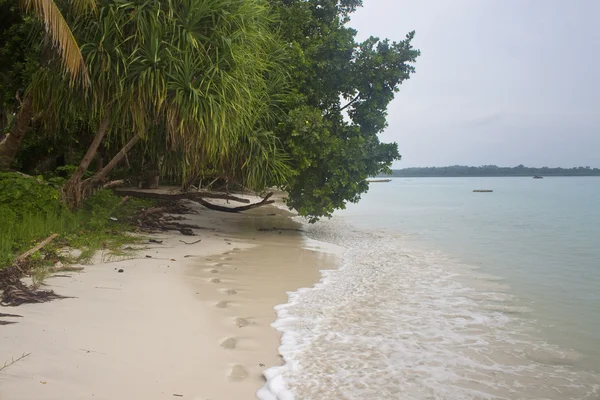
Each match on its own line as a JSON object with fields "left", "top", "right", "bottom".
{"left": 257, "top": 218, "right": 600, "bottom": 400}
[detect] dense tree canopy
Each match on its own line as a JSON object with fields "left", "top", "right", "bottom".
{"left": 271, "top": 0, "right": 420, "bottom": 221}
{"left": 0, "top": 0, "right": 420, "bottom": 220}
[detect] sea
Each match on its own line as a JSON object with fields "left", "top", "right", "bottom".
{"left": 258, "top": 177, "right": 600, "bottom": 400}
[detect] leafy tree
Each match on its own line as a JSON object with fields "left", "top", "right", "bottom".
{"left": 270, "top": 0, "right": 420, "bottom": 221}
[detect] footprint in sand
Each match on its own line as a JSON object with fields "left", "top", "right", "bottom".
{"left": 220, "top": 337, "right": 237, "bottom": 349}
{"left": 232, "top": 248, "right": 241, "bottom": 251}
{"left": 235, "top": 317, "right": 250, "bottom": 328}
{"left": 214, "top": 263, "right": 226, "bottom": 267}
{"left": 223, "top": 289, "right": 238, "bottom": 295}
{"left": 209, "top": 278, "right": 221, "bottom": 284}
{"left": 229, "top": 365, "right": 248, "bottom": 380}
{"left": 216, "top": 300, "right": 229, "bottom": 308}
{"left": 209, "top": 269, "right": 219, "bottom": 273}
{"left": 221, "top": 257, "right": 232, "bottom": 261}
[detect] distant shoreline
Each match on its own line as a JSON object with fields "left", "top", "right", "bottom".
{"left": 380, "top": 174, "right": 600, "bottom": 178}
{"left": 380, "top": 165, "right": 600, "bottom": 178}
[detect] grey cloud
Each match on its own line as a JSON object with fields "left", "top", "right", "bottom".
{"left": 350, "top": 0, "right": 600, "bottom": 167}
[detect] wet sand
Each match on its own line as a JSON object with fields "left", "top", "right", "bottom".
{"left": 0, "top": 199, "right": 338, "bottom": 399}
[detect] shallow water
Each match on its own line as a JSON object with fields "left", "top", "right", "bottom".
{"left": 259, "top": 177, "right": 600, "bottom": 399}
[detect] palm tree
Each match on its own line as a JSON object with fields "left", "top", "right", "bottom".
{"left": 0, "top": 0, "right": 93, "bottom": 170}
{"left": 57, "top": 0, "right": 291, "bottom": 207}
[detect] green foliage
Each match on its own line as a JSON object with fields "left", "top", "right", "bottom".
{"left": 267, "top": 0, "right": 419, "bottom": 221}
{"left": 0, "top": 175, "right": 150, "bottom": 269}
{"left": 0, "top": 172, "right": 65, "bottom": 217}
{"left": 3, "top": 0, "right": 422, "bottom": 224}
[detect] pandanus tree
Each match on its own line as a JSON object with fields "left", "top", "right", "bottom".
{"left": 0, "top": 0, "right": 93, "bottom": 170}
{"left": 46, "top": 0, "right": 291, "bottom": 208}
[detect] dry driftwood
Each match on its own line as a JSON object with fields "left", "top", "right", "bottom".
{"left": 102, "top": 179, "right": 126, "bottom": 189}
{"left": 15, "top": 233, "right": 58, "bottom": 263}
{"left": 193, "top": 192, "right": 274, "bottom": 213}
{"left": 179, "top": 239, "right": 202, "bottom": 245}
{"left": 113, "top": 189, "right": 251, "bottom": 204}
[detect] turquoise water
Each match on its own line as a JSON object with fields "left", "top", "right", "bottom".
{"left": 341, "top": 177, "right": 600, "bottom": 369}
{"left": 259, "top": 177, "right": 600, "bottom": 399}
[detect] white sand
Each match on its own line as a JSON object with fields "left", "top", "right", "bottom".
{"left": 0, "top": 200, "right": 338, "bottom": 400}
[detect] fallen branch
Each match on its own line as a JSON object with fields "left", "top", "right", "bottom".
{"left": 102, "top": 179, "right": 126, "bottom": 189}
{"left": 0, "top": 353, "right": 30, "bottom": 373}
{"left": 179, "top": 239, "right": 202, "bottom": 245}
{"left": 16, "top": 233, "right": 58, "bottom": 263}
{"left": 113, "top": 189, "right": 251, "bottom": 204}
{"left": 193, "top": 192, "right": 274, "bottom": 213}
{"left": 119, "top": 196, "right": 130, "bottom": 206}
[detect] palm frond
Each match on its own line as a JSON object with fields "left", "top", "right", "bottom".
{"left": 22, "top": 0, "right": 91, "bottom": 86}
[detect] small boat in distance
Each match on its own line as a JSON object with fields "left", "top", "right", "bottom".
{"left": 367, "top": 179, "right": 392, "bottom": 183}
{"left": 473, "top": 189, "right": 493, "bottom": 192}
{"left": 533, "top": 175, "right": 544, "bottom": 179}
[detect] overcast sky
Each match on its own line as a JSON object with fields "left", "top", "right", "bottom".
{"left": 350, "top": 0, "right": 600, "bottom": 168}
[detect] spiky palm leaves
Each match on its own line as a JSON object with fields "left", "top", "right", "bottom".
{"left": 55, "top": 0, "right": 289, "bottom": 206}
{"left": 21, "top": 0, "right": 94, "bottom": 86}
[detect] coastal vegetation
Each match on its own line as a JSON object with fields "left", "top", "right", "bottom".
{"left": 384, "top": 165, "right": 600, "bottom": 177}
{"left": 0, "top": 0, "right": 419, "bottom": 273}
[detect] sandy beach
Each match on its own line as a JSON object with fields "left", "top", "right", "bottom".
{"left": 0, "top": 200, "right": 338, "bottom": 400}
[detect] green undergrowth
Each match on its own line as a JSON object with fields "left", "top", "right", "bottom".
{"left": 0, "top": 172, "right": 154, "bottom": 271}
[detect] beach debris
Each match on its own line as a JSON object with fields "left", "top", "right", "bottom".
{"left": 0, "top": 312, "right": 22, "bottom": 326}
{"left": 179, "top": 228, "right": 195, "bottom": 236}
{"left": 145, "top": 255, "right": 152, "bottom": 258}
{"left": 15, "top": 233, "right": 58, "bottom": 263}
{"left": 1, "top": 268, "right": 68, "bottom": 307}
{"left": 259, "top": 363, "right": 265, "bottom": 367}
{"left": 148, "top": 239, "right": 163, "bottom": 244}
{"left": 109, "top": 217, "right": 118, "bottom": 221}
{"left": 179, "top": 239, "right": 201, "bottom": 245}
{"left": 0, "top": 353, "right": 30, "bottom": 373}
{"left": 118, "top": 269, "right": 124, "bottom": 273}
{"left": 172, "top": 394, "right": 183, "bottom": 397}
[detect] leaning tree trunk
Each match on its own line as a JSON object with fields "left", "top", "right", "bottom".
{"left": 62, "top": 114, "right": 111, "bottom": 209}
{"left": 0, "top": 95, "right": 33, "bottom": 171}
{"left": 83, "top": 134, "right": 140, "bottom": 189}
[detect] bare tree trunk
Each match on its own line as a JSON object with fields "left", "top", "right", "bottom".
{"left": 62, "top": 114, "right": 111, "bottom": 209}
{"left": 0, "top": 95, "right": 33, "bottom": 171}
{"left": 85, "top": 134, "right": 140, "bottom": 187}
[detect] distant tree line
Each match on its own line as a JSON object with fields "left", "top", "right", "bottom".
{"left": 382, "top": 165, "right": 600, "bottom": 177}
